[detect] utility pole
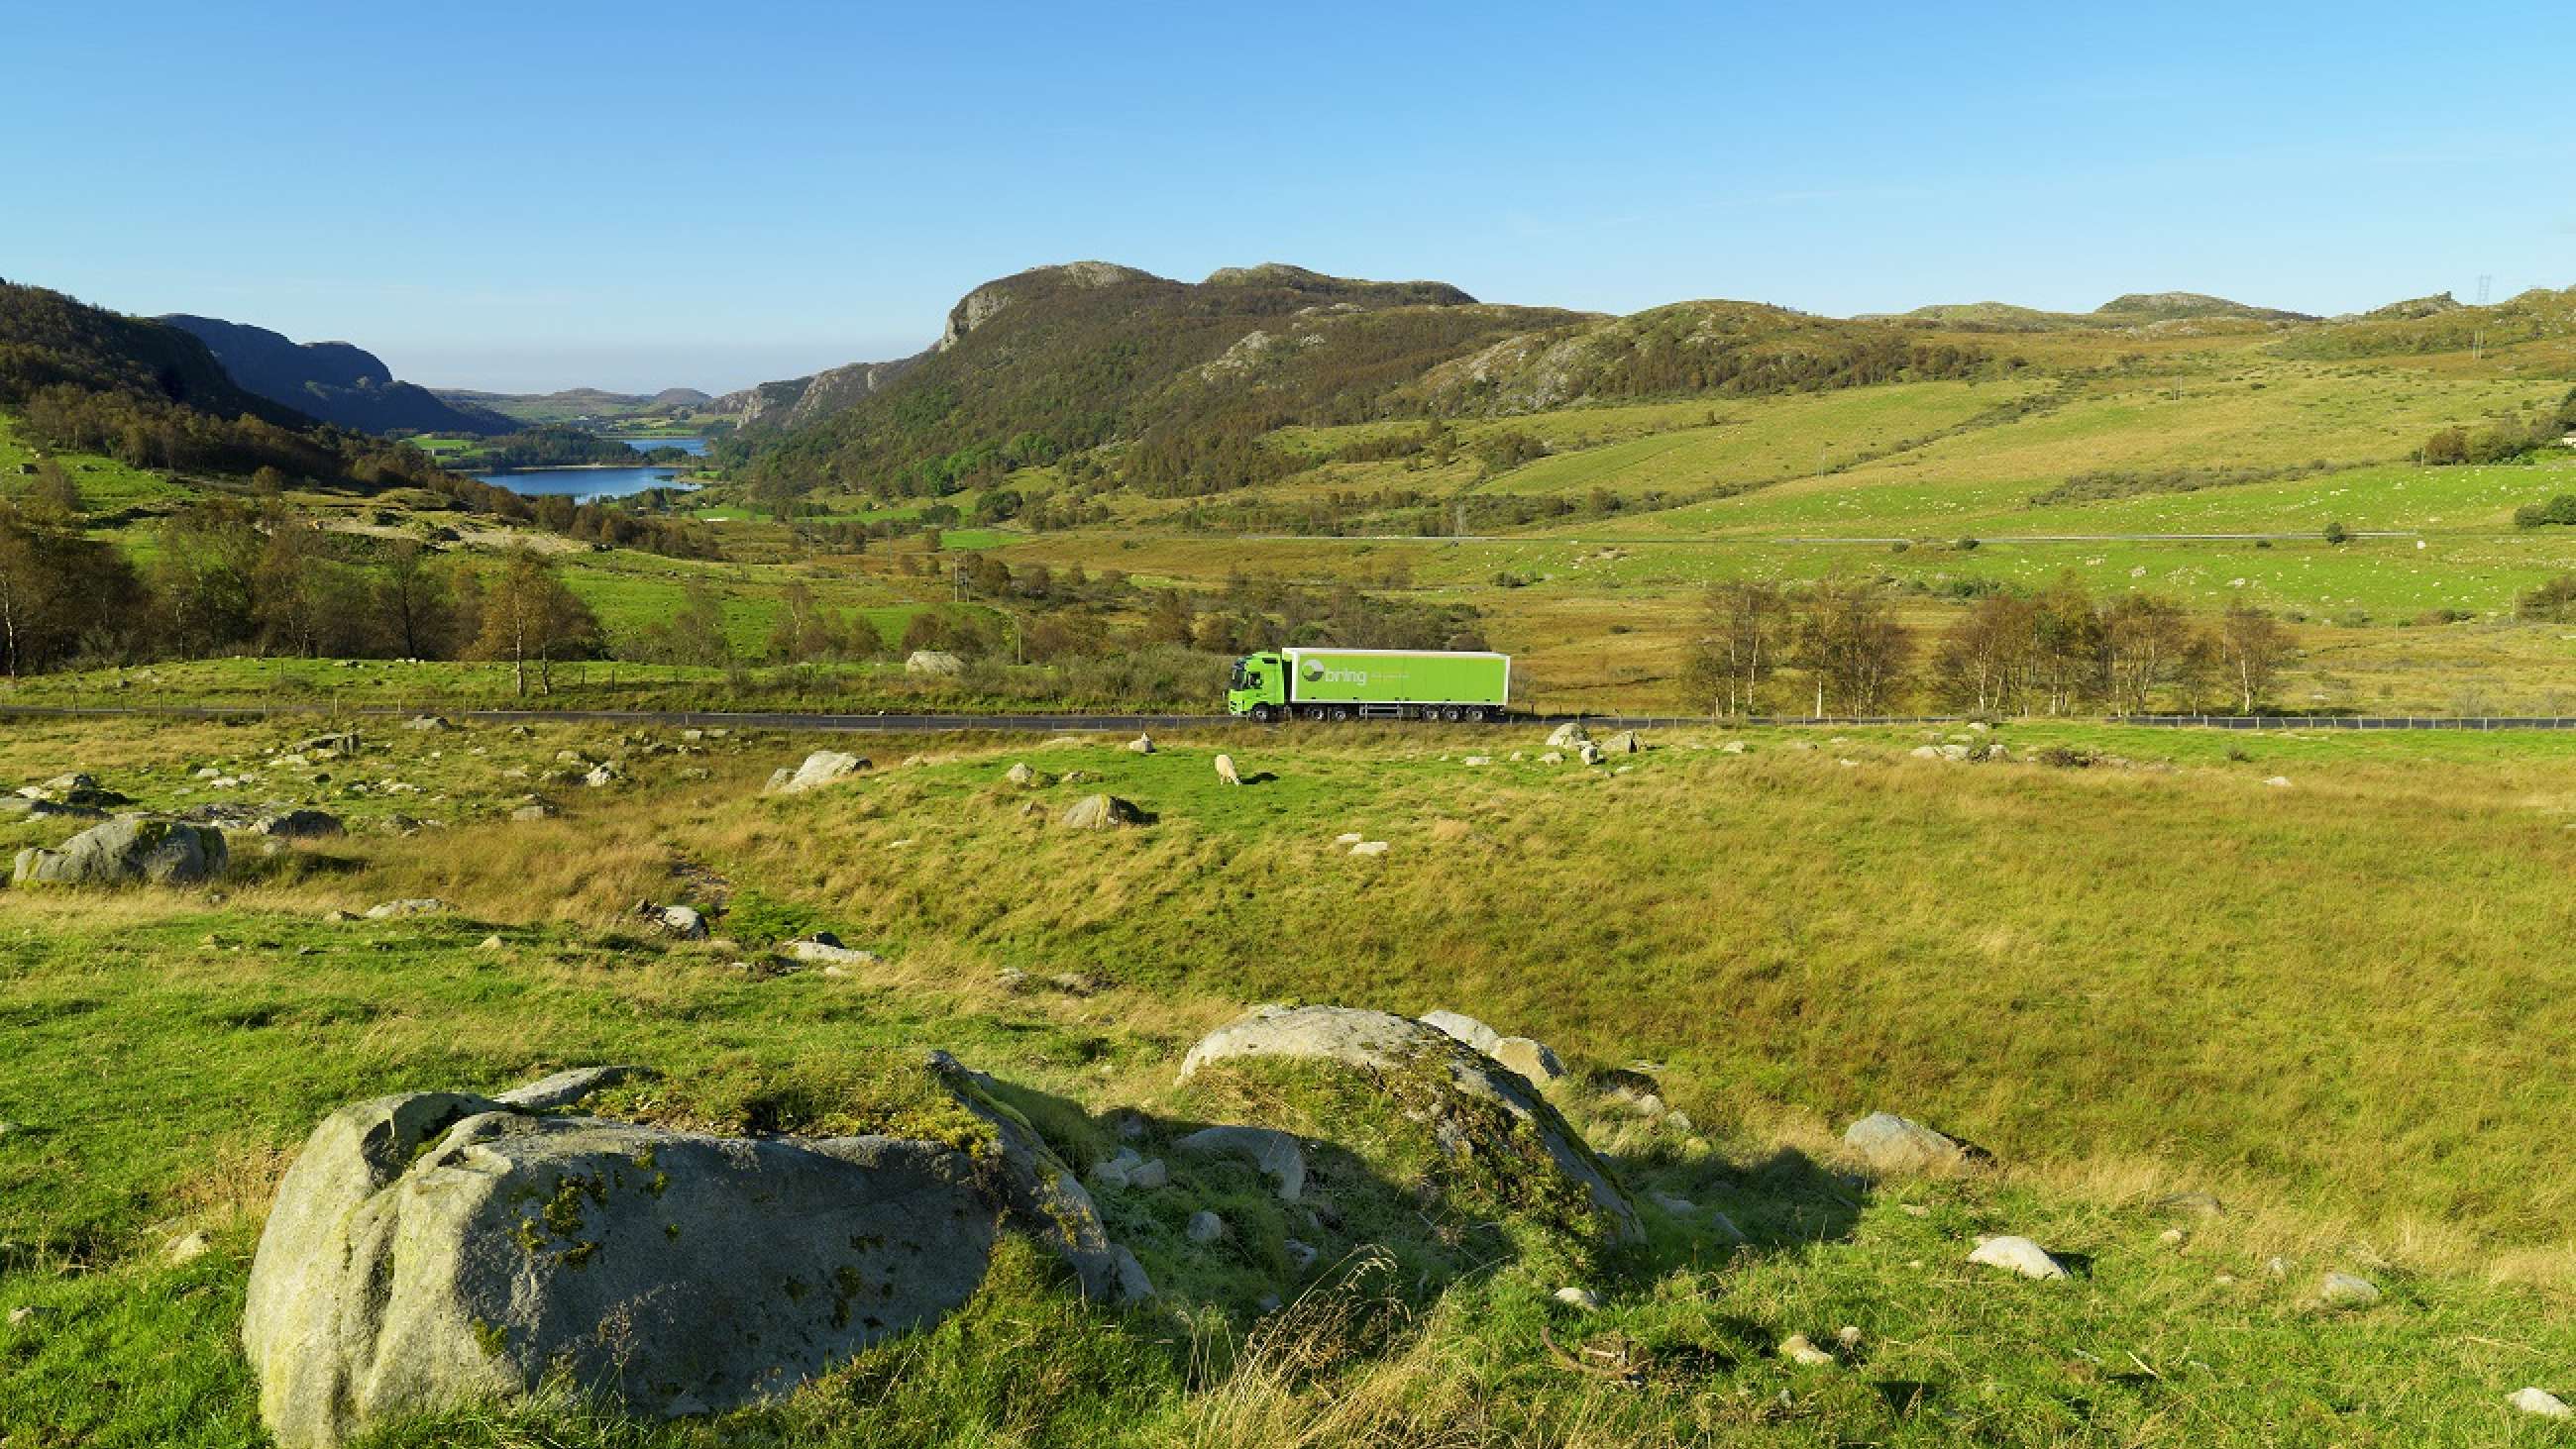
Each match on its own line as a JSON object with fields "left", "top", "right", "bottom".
{"left": 2474, "top": 274, "right": 2493, "bottom": 362}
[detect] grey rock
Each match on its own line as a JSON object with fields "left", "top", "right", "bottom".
{"left": 1347, "top": 839, "right": 1389, "bottom": 857}
{"left": 1781, "top": 1332, "right": 1835, "bottom": 1367}
{"left": 1419, "top": 1010, "right": 1502, "bottom": 1054}
{"left": 0, "top": 795, "right": 105, "bottom": 823}
{"left": 1175, "top": 1126, "right": 1306, "bottom": 1202}
{"left": 8, "top": 1305, "right": 54, "bottom": 1327}
{"left": 253, "top": 809, "right": 344, "bottom": 841}
{"left": 1967, "top": 1235, "right": 2068, "bottom": 1281}
{"left": 903, "top": 650, "right": 964, "bottom": 676}
{"left": 298, "top": 732, "right": 363, "bottom": 759}
{"left": 12, "top": 815, "right": 228, "bottom": 887}
{"left": 2509, "top": 1387, "right": 2573, "bottom": 1419}
{"left": 783, "top": 938, "right": 880, "bottom": 969}
{"left": 1553, "top": 1286, "right": 1602, "bottom": 1311}
{"left": 1603, "top": 730, "right": 1642, "bottom": 754}
{"left": 1128, "top": 1158, "right": 1168, "bottom": 1190}
{"left": 401, "top": 715, "right": 451, "bottom": 732}
{"left": 2319, "top": 1271, "right": 2381, "bottom": 1307}
{"left": 1186, "top": 1210, "right": 1226, "bottom": 1244}
{"left": 764, "top": 751, "right": 870, "bottom": 795}
{"left": 641, "top": 903, "right": 707, "bottom": 940}
{"left": 1058, "top": 793, "right": 1142, "bottom": 831}
{"left": 364, "top": 898, "right": 447, "bottom": 919}
{"left": 1490, "top": 1036, "right": 1565, "bottom": 1084}
{"left": 1843, "top": 1112, "right": 1969, "bottom": 1174}
{"left": 246, "top": 1058, "right": 1117, "bottom": 1448}
{"left": 1177, "top": 1005, "right": 1637, "bottom": 1240}
{"left": 1004, "top": 762, "right": 1038, "bottom": 786}
{"left": 489, "top": 1065, "right": 656, "bottom": 1111}
{"left": 1110, "top": 1245, "right": 1154, "bottom": 1300}
{"left": 165, "top": 1230, "right": 212, "bottom": 1265}
{"left": 1544, "top": 722, "right": 1590, "bottom": 749}
{"left": 1283, "top": 1238, "right": 1319, "bottom": 1272}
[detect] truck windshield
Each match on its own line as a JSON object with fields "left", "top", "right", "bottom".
{"left": 1228, "top": 662, "right": 1247, "bottom": 689}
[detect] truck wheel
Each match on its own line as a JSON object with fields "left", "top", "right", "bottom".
{"left": 1251, "top": 704, "right": 1275, "bottom": 723}
{"left": 1464, "top": 707, "right": 1486, "bottom": 723}
{"left": 1440, "top": 705, "right": 1461, "bottom": 723}
{"left": 1301, "top": 705, "right": 1326, "bottom": 722}
{"left": 1330, "top": 707, "right": 1350, "bottom": 722}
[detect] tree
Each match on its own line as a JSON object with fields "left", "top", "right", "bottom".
{"left": 1792, "top": 578, "right": 1911, "bottom": 716}
{"left": 252, "top": 518, "right": 332, "bottom": 658}
{"left": 2323, "top": 520, "right": 2349, "bottom": 546}
{"left": 374, "top": 541, "right": 455, "bottom": 660}
{"left": 1931, "top": 593, "right": 2036, "bottom": 714}
{"left": 471, "top": 548, "right": 600, "bottom": 696}
{"left": 2100, "top": 592, "right": 2192, "bottom": 714}
{"left": 1680, "top": 580, "right": 1785, "bottom": 716}
{"left": 2028, "top": 574, "right": 2104, "bottom": 715}
{"left": 2217, "top": 602, "right": 2289, "bottom": 712}
{"left": 25, "top": 459, "right": 80, "bottom": 521}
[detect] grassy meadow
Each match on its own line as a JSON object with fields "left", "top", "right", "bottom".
{"left": 7, "top": 714, "right": 2576, "bottom": 1444}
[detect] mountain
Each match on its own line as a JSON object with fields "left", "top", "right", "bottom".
{"left": 0, "top": 282, "right": 306, "bottom": 426}
{"left": 2090, "top": 291, "right": 2315, "bottom": 324}
{"left": 160, "top": 315, "right": 515, "bottom": 437}
{"left": 431, "top": 384, "right": 717, "bottom": 427}
{"left": 1862, "top": 292, "right": 2316, "bottom": 332}
{"left": 732, "top": 260, "right": 1584, "bottom": 494}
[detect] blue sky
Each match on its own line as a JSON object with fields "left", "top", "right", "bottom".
{"left": 7, "top": 1, "right": 2571, "bottom": 393}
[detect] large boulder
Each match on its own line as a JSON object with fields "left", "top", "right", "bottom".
{"left": 1544, "top": 722, "right": 1590, "bottom": 750}
{"left": 904, "top": 650, "right": 964, "bottom": 677}
{"left": 1843, "top": 1111, "right": 1972, "bottom": 1174}
{"left": 254, "top": 809, "right": 345, "bottom": 841}
{"left": 11, "top": 815, "right": 227, "bottom": 887}
{"left": 1058, "top": 793, "right": 1142, "bottom": 831}
{"left": 1178, "top": 1004, "right": 1638, "bottom": 1242}
{"left": 244, "top": 1058, "right": 1117, "bottom": 1449}
{"left": 764, "top": 751, "right": 870, "bottom": 795}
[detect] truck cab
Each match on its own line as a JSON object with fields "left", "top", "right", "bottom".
{"left": 1226, "top": 653, "right": 1287, "bottom": 720}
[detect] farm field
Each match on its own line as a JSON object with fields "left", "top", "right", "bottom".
{"left": 9, "top": 715, "right": 2576, "bottom": 1445}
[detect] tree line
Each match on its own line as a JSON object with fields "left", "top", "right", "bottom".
{"left": 0, "top": 492, "right": 600, "bottom": 691}
{"left": 1680, "top": 576, "right": 2296, "bottom": 718}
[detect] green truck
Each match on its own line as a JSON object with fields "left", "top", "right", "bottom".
{"left": 1224, "top": 647, "right": 1511, "bottom": 722}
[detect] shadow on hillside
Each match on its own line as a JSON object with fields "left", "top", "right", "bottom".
{"left": 1593, "top": 1139, "right": 1869, "bottom": 1276}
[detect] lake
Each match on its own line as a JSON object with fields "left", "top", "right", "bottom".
{"left": 472, "top": 465, "right": 698, "bottom": 504}
{"left": 612, "top": 435, "right": 707, "bottom": 457}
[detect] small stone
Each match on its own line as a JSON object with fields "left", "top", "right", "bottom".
{"left": 1650, "top": 1190, "right": 1697, "bottom": 1216}
{"left": 1186, "top": 1210, "right": 1226, "bottom": 1244}
{"left": 1708, "top": 1209, "right": 1749, "bottom": 1245}
{"left": 1833, "top": 1325, "right": 1863, "bottom": 1351}
{"left": 1129, "top": 1158, "right": 1169, "bottom": 1190}
{"left": 1348, "top": 840, "right": 1389, "bottom": 857}
{"left": 478, "top": 935, "right": 503, "bottom": 951}
{"left": 2158, "top": 1228, "right": 2186, "bottom": 1247}
{"left": 1553, "top": 1286, "right": 1603, "bottom": 1311}
{"left": 8, "top": 1305, "right": 54, "bottom": 1327}
{"left": 1780, "top": 1332, "right": 1836, "bottom": 1367}
{"left": 364, "top": 898, "right": 447, "bottom": 919}
{"left": 2509, "top": 1387, "right": 2573, "bottom": 1419}
{"left": 164, "top": 1230, "right": 211, "bottom": 1265}
{"left": 2318, "top": 1271, "right": 2380, "bottom": 1307}
{"left": 1334, "top": 832, "right": 1363, "bottom": 845}
{"left": 1967, "top": 1235, "right": 2068, "bottom": 1281}
{"left": 1283, "top": 1239, "right": 1319, "bottom": 1272}
{"left": 1111, "top": 1245, "right": 1154, "bottom": 1301}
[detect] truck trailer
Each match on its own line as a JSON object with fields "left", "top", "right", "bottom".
{"left": 1224, "top": 647, "right": 1510, "bottom": 722}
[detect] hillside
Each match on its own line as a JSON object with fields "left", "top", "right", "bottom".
{"left": 161, "top": 315, "right": 516, "bottom": 437}
{"left": 12, "top": 715, "right": 2576, "bottom": 1446}
{"left": 435, "top": 385, "right": 717, "bottom": 427}
{"left": 0, "top": 282, "right": 306, "bottom": 426}
{"left": 731, "top": 261, "right": 1583, "bottom": 496}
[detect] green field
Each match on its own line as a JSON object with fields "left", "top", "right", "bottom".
{"left": 9, "top": 716, "right": 2576, "bottom": 1445}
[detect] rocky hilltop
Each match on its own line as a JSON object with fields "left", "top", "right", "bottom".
{"left": 160, "top": 315, "right": 515, "bottom": 436}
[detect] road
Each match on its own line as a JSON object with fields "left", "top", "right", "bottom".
{"left": 4, "top": 702, "right": 2574, "bottom": 733}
